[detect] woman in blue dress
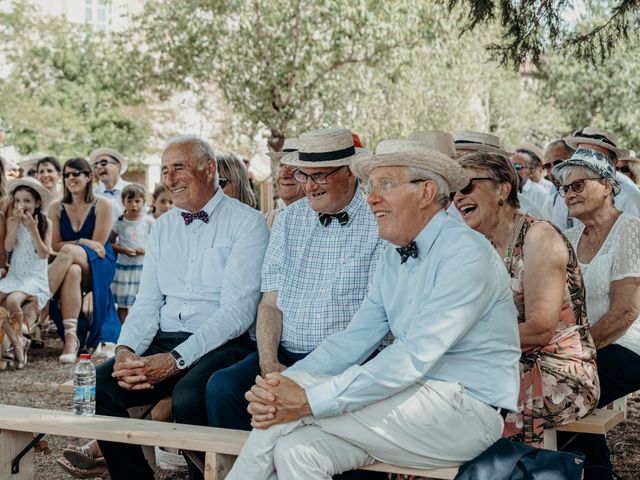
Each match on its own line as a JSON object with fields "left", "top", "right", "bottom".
{"left": 48, "top": 158, "right": 120, "bottom": 363}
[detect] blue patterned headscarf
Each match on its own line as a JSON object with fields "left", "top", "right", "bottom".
{"left": 553, "top": 147, "right": 621, "bottom": 195}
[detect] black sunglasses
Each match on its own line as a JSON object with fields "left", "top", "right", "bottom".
{"left": 219, "top": 177, "right": 229, "bottom": 188}
{"left": 450, "top": 177, "right": 496, "bottom": 200}
{"left": 93, "top": 159, "right": 119, "bottom": 168}
{"left": 544, "top": 159, "right": 564, "bottom": 171}
{"left": 617, "top": 165, "right": 631, "bottom": 174}
{"left": 26, "top": 169, "right": 37, "bottom": 177}
{"left": 63, "top": 171, "right": 89, "bottom": 179}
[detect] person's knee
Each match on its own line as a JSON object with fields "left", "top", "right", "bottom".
{"left": 5, "top": 295, "right": 22, "bottom": 312}
{"left": 274, "top": 434, "right": 325, "bottom": 475}
{"left": 206, "top": 368, "right": 240, "bottom": 406}
{"left": 58, "top": 244, "right": 76, "bottom": 262}
{"left": 171, "top": 384, "right": 201, "bottom": 422}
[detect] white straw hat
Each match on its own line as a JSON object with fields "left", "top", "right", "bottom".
{"left": 453, "top": 131, "right": 511, "bottom": 156}
{"left": 564, "top": 128, "right": 623, "bottom": 159}
{"left": 407, "top": 130, "right": 456, "bottom": 158}
{"left": 266, "top": 138, "right": 302, "bottom": 160}
{"left": 619, "top": 149, "right": 638, "bottom": 162}
{"left": 8, "top": 177, "right": 52, "bottom": 209}
{"left": 350, "top": 139, "right": 468, "bottom": 192}
{"left": 281, "top": 128, "right": 363, "bottom": 168}
{"left": 89, "top": 147, "right": 128, "bottom": 174}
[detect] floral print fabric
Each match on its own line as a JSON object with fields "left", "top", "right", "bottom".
{"left": 502, "top": 215, "right": 600, "bottom": 447}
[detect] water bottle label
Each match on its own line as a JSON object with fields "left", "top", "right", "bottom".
{"left": 73, "top": 385, "right": 96, "bottom": 403}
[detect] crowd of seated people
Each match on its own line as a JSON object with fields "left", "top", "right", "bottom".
{"left": 0, "top": 124, "right": 637, "bottom": 480}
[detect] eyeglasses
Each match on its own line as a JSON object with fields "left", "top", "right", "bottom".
{"left": 543, "top": 159, "right": 564, "bottom": 171}
{"left": 293, "top": 166, "right": 345, "bottom": 185}
{"left": 512, "top": 162, "right": 530, "bottom": 171}
{"left": 558, "top": 178, "right": 602, "bottom": 197}
{"left": 93, "top": 159, "right": 119, "bottom": 168}
{"left": 368, "top": 178, "right": 427, "bottom": 195}
{"left": 219, "top": 177, "right": 229, "bottom": 188}
{"left": 26, "top": 169, "right": 37, "bottom": 177}
{"left": 450, "top": 177, "right": 496, "bottom": 200}
{"left": 63, "top": 171, "right": 89, "bottom": 179}
{"left": 617, "top": 165, "right": 631, "bottom": 174}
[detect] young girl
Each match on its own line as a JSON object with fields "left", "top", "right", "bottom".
{"left": 111, "top": 184, "right": 153, "bottom": 323}
{"left": 149, "top": 184, "right": 174, "bottom": 219}
{"left": 0, "top": 178, "right": 52, "bottom": 369}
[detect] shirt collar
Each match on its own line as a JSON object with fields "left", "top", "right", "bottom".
{"left": 99, "top": 177, "right": 128, "bottom": 192}
{"left": 176, "top": 187, "right": 225, "bottom": 219}
{"left": 409, "top": 209, "right": 448, "bottom": 261}
{"left": 307, "top": 184, "right": 366, "bottom": 226}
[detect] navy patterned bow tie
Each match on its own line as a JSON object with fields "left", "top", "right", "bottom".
{"left": 104, "top": 189, "right": 117, "bottom": 195}
{"left": 181, "top": 210, "right": 210, "bottom": 225}
{"left": 318, "top": 211, "right": 349, "bottom": 227}
{"left": 396, "top": 241, "right": 419, "bottom": 264}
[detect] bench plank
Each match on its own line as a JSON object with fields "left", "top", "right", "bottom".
{"left": 0, "top": 430, "right": 34, "bottom": 480}
{"left": 362, "top": 462, "right": 458, "bottom": 478}
{"left": 552, "top": 408, "right": 625, "bottom": 434}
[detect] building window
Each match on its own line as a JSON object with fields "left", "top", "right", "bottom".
{"left": 85, "top": 0, "right": 108, "bottom": 31}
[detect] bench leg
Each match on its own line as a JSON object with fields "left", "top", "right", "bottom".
{"left": 543, "top": 429, "right": 558, "bottom": 450}
{"left": 204, "top": 452, "right": 236, "bottom": 480}
{"left": 0, "top": 430, "right": 35, "bottom": 479}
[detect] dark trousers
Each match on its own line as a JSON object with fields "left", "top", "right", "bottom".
{"left": 560, "top": 344, "right": 640, "bottom": 480}
{"left": 206, "top": 346, "right": 386, "bottom": 480}
{"left": 96, "top": 331, "right": 254, "bottom": 480}
{"left": 206, "top": 346, "right": 307, "bottom": 430}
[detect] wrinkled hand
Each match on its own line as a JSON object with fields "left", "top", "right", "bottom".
{"left": 112, "top": 351, "right": 178, "bottom": 390}
{"left": 259, "top": 358, "right": 286, "bottom": 377}
{"left": 246, "top": 374, "right": 311, "bottom": 429}
{"left": 83, "top": 239, "right": 106, "bottom": 259}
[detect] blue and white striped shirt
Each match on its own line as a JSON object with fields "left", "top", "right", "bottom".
{"left": 262, "top": 189, "right": 385, "bottom": 354}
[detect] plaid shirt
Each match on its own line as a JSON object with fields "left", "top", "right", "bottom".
{"left": 262, "top": 189, "right": 385, "bottom": 353}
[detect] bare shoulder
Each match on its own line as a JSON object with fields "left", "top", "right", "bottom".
{"left": 48, "top": 200, "right": 62, "bottom": 218}
{"left": 524, "top": 220, "right": 568, "bottom": 262}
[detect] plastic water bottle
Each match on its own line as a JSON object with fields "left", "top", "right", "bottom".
{"left": 73, "top": 353, "right": 96, "bottom": 416}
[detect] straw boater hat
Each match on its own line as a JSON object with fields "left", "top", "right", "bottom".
{"left": 453, "top": 131, "right": 511, "bottom": 156}
{"left": 513, "top": 143, "right": 544, "bottom": 165}
{"left": 407, "top": 130, "right": 456, "bottom": 158}
{"left": 618, "top": 149, "right": 638, "bottom": 162}
{"left": 564, "top": 128, "right": 623, "bottom": 159}
{"left": 350, "top": 138, "right": 468, "bottom": 192}
{"left": 281, "top": 128, "right": 363, "bottom": 168}
{"left": 8, "top": 177, "right": 52, "bottom": 209}
{"left": 19, "top": 152, "right": 47, "bottom": 175}
{"left": 266, "top": 138, "right": 302, "bottom": 160}
{"left": 89, "top": 147, "right": 128, "bottom": 174}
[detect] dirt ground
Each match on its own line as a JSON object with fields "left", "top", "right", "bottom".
{"left": 1, "top": 336, "right": 639, "bottom": 480}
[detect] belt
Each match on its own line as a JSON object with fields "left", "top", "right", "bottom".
{"left": 491, "top": 405, "right": 509, "bottom": 419}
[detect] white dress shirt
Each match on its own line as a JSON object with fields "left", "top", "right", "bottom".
{"left": 117, "top": 189, "right": 269, "bottom": 366}
{"left": 94, "top": 177, "right": 132, "bottom": 220}
{"left": 519, "top": 180, "right": 552, "bottom": 220}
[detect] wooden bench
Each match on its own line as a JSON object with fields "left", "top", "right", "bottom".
{"left": 0, "top": 405, "right": 459, "bottom": 479}
{"left": 542, "top": 407, "right": 626, "bottom": 450}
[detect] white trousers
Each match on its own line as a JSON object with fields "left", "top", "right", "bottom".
{"left": 226, "top": 372, "right": 504, "bottom": 480}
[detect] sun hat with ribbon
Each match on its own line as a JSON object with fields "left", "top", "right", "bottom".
{"left": 619, "top": 149, "right": 638, "bottom": 162}
{"left": 89, "top": 147, "right": 128, "bottom": 174}
{"left": 266, "top": 138, "right": 302, "bottom": 160}
{"left": 407, "top": 130, "right": 457, "bottom": 158}
{"left": 8, "top": 176, "right": 52, "bottom": 209}
{"left": 453, "top": 131, "right": 511, "bottom": 157}
{"left": 281, "top": 128, "right": 364, "bottom": 168}
{"left": 552, "top": 147, "right": 621, "bottom": 195}
{"left": 564, "top": 128, "right": 623, "bottom": 159}
{"left": 513, "top": 143, "right": 545, "bottom": 166}
{"left": 350, "top": 138, "right": 468, "bottom": 192}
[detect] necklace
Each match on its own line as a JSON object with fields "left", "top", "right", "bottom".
{"left": 504, "top": 214, "right": 526, "bottom": 272}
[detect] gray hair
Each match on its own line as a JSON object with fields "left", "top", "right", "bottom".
{"left": 555, "top": 164, "right": 616, "bottom": 203}
{"left": 164, "top": 135, "right": 217, "bottom": 170}
{"left": 405, "top": 166, "right": 450, "bottom": 207}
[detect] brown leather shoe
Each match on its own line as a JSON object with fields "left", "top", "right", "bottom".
{"left": 56, "top": 457, "right": 109, "bottom": 479}
{"left": 63, "top": 444, "right": 106, "bottom": 469}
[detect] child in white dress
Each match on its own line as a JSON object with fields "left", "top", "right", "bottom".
{"left": 0, "top": 178, "right": 52, "bottom": 369}
{"left": 110, "top": 184, "right": 153, "bottom": 323}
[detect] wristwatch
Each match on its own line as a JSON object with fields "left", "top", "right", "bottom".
{"left": 169, "top": 350, "right": 187, "bottom": 370}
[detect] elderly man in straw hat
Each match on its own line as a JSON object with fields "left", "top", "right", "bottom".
{"left": 453, "top": 131, "right": 550, "bottom": 220}
{"left": 264, "top": 138, "right": 305, "bottom": 228}
{"left": 616, "top": 149, "right": 640, "bottom": 185}
{"left": 89, "top": 147, "right": 131, "bottom": 220}
{"left": 225, "top": 140, "right": 521, "bottom": 479}
{"left": 205, "top": 128, "right": 385, "bottom": 441}
{"left": 549, "top": 127, "right": 640, "bottom": 231}
{"left": 513, "top": 143, "right": 555, "bottom": 194}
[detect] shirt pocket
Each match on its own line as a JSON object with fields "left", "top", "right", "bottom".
{"left": 199, "top": 243, "right": 232, "bottom": 289}
{"left": 331, "top": 256, "right": 369, "bottom": 300}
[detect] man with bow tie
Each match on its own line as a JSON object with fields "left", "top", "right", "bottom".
{"left": 205, "top": 128, "right": 385, "bottom": 452}
{"left": 94, "top": 135, "right": 269, "bottom": 480}
{"left": 226, "top": 141, "right": 521, "bottom": 479}
{"left": 90, "top": 147, "right": 132, "bottom": 221}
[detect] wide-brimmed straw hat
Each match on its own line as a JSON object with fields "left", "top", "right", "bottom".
{"left": 19, "top": 152, "right": 47, "bottom": 174}
{"left": 89, "top": 147, "right": 128, "bottom": 174}
{"left": 618, "top": 149, "right": 638, "bottom": 162}
{"left": 553, "top": 147, "right": 621, "bottom": 196}
{"left": 8, "top": 177, "right": 52, "bottom": 208}
{"left": 407, "top": 130, "right": 456, "bottom": 158}
{"left": 281, "top": 128, "right": 364, "bottom": 168}
{"left": 266, "top": 138, "right": 302, "bottom": 160}
{"left": 513, "top": 143, "right": 544, "bottom": 165}
{"left": 350, "top": 139, "right": 468, "bottom": 192}
{"left": 564, "top": 128, "right": 623, "bottom": 159}
{"left": 453, "top": 131, "right": 512, "bottom": 157}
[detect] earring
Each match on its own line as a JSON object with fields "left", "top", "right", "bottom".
{"left": 498, "top": 199, "right": 504, "bottom": 206}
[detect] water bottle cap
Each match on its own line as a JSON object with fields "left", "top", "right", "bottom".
{"left": 79, "top": 354, "right": 92, "bottom": 360}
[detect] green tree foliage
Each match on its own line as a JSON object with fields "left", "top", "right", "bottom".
{"left": 0, "top": 1, "right": 150, "bottom": 158}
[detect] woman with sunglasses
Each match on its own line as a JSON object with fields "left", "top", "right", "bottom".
{"left": 616, "top": 149, "right": 640, "bottom": 185}
{"left": 47, "top": 158, "right": 120, "bottom": 363}
{"left": 453, "top": 151, "right": 598, "bottom": 447}
{"left": 553, "top": 148, "right": 640, "bottom": 480}
{"left": 216, "top": 152, "right": 258, "bottom": 209}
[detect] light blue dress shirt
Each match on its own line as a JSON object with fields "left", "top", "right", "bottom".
{"left": 288, "top": 210, "right": 521, "bottom": 417}
{"left": 261, "top": 189, "right": 386, "bottom": 353}
{"left": 117, "top": 189, "right": 269, "bottom": 367}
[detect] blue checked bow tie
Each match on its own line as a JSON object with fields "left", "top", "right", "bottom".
{"left": 181, "top": 210, "right": 209, "bottom": 225}
{"left": 104, "top": 189, "right": 117, "bottom": 195}
{"left": 396, "top": 241, "right": 419, "bottom": 264}
{"left": 318, "top": 211, "right": 349, "bottom": 227}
